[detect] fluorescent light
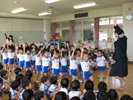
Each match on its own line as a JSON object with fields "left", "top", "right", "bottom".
{"left": 45, "top": 0, "right": 60, "bottom": 3}
{"left": 11, "top": 8, "right": 26, "bottom": 14}
{"left": 91, "top": 23, "right": 94, "bottom": 26}
{"left": 73, "top": 3, "right": 96, "bottom": 9}
{"left": 38, "top": 12, "right": 51, "bottom": 16}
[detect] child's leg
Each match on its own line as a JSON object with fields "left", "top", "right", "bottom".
{"left": 72, "top": 76, "right": 76, "bottom": 81}
{"left": 36, "top": 71, "right": 40, "bottom": 82}
{"left": 83, "top": 80, "right": 87, "bottom": 88}
{"left": 89, "top": 76, "right": 94, "bottom": 81}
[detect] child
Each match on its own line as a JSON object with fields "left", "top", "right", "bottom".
{"left": 91, "top": 55, "right": 97, "bottom": 70}
{"left": 76, "top": 48, "right": 83, "bottom": 83}
{"left": 109, "top": 52, "right": 114, "bottom": 64}
{"left": 41, "top": 49, "right": 50, "bottom": 76}
{"left": 69, "top": 49, "right": 77, "bottom": 81}
{"left": 97, "top": 91, "right": 108, "bottom": 100}
{"left": 121, "top": 94, "right": 132, "bottom": 100}
{"left": 31, "top": 48, "right": 36, "bottom": 73}
{"left": 97, "top": 82, "right": 107, "bottom": 94}
{"left": 60, "top": 78, "right": 69, "bottom": 96}
{"left": 94, "top": 48, "right": 98, "bottom": 56}
{"left": 54, "top": 92, "right": 67, "bottom": 100}
{"left": 96, "top": 50, "right": 106, "bottom": 78}
{"left": 40, "top": 76, "right": 49, "bottom": 92}
{"left": 14, "top": 68, "right": 22, "bottom": 80}
{"left": 18, "top": 47, "right": 24, "bottom": 71}
{"left": 22, "top": 89, "right": 33, "bottom": 100}
{"left": 69, "top": 80, "right": 83, "bottom": 100}
{"left": 108, "top": 89, "right": 118, "bottom": 100}
{"left": 83, "top": 91, "right": 96, "bottom": 100}
{"left": 52, "top": 50, "right": 60, "bottom": 76}
{"left": 1, "top": 45, "right": 8, "bottom": 70}
{"left": 83, "top": 80, "right": 94, "bottom": 94}
{"left": 8, "top": 45, "right": 15, "bottom": 73}
{"left": 34, "top": 91, "right": 47, "bottom": 100}
{"left": 80, "top": 47, "right": 93, "bottom": 87}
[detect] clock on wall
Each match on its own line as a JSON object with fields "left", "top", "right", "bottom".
{"left": 126, "top": 14, "right": 133, "bottom": 21}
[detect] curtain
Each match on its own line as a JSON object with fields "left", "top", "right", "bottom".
{"left": 69, "top": 21, "right": 74, "bottom": 45}
{"left": 94, "top": 18, "right": 100, "bottom": 48}
{"left": 50, "top": 23, "right": 56, "bottom": 37}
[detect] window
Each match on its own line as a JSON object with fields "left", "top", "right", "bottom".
{"left": 99, "top": 17, "right": 109, "bottom": 25}
{"left": 83, "top": 29, "right": 94, "bottom": 41}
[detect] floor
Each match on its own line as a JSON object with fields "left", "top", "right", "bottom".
{"left": 3, "top": 63, "right": 133, "bottom": 100}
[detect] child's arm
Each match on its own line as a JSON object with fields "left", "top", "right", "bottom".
{"left": 66, "top": 43, "right": 70, "bottom": 51}
{"left": 80, "top": 47, "right": 84, "bottom": 60}
{"left": 52, "top": 50, "right": 56, "bottom": 60}
{"left": 57, "top": 42, "right": 60, "bottom": 51}
{"left": 23, "top": 43, "right": 26, "bottom": 53}
{"left": 1, "top": 44, "right": 5, "bottom": 53}
{"left": 71, "top": 49, "right": 75, "bottom": 60}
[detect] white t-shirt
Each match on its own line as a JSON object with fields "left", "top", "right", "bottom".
{"left": 31, "top": 53, "right": 35, "bottom": 61}
{"left": 9, "top": 88, "right": 18, "bottom": 99}
{"left": 1, "top": 52, "right": 8, "bottom": 60}
{"left": 96, "top": 56, "right": 105, "bottom": 66}
{"left": 18, "top": 53, "right": 24, "bottom": 61}
{"left": 41, "top": 56, "right": 50, "bottom": 66}
{"left": 91, "top": 61, "right": 96, "bottom": 67}
{"left": 60, "top": 87, "right": 68, "bottom": 96}
{"left": 39, "top": 83, "right": 48, "bottom": 92}
{"left": 69, "top": 91, "right": 83, "bottom": 100}
{"left": 52, "top": 58, "right": 59, "bottom": 69}
{"left": 60, "top": 57, "right": 67, "bottom": 66}
{"left": 80, "top": 60, "right": 90, "bottom": 72}
{"left": 109, "top": 56, "right": 113, "bottom": 62}
{"left": 70, "top": 59, "right": 77, "bottom": 70}
{"left": 24, "top": 54, "right": 31, "bottom": 62}
{"left": 76, "top": 56, "right": 81, "bottom": 64}
{"left": 48, "top": 84, "right": 58, "bottom": 93}
{"left": 8, "top": 52, "right": 15, "bottom": 59}
{"left": 35, "top": 55, "right": 41, "bottom": 66}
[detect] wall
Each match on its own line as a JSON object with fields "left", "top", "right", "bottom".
{"left": 0, "top": 17, "right": 44, "bottom": 45}
{"left": 122, "top": 2, "right": 133, "bottom": 61}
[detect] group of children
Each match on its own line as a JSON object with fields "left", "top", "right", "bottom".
{"left": 0, "top": 42, "right": 132, "bottom": 100}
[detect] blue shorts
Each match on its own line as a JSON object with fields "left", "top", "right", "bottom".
{"left": 97, "top": 66, "right": 105, "bottom": 71}
{"left": 78, "top": 64, "right": 82, "bottom": 71}
{"left": 19, "top": 61, "right": 24, "bottom": 67}
{"left": 8, "top": 58, "right": 14, "bottom": 64}
{"left": 60, "top": 66, "right": 68, "bottom": 73}
{"left": 69, "top": 69, "right": 77, "bottom": 76}
{"left": 24, "top": 61, "right": 31, "bottom": 68}
{"left": 68, "top": 60, "right": 70, "bottom": 66}
{"left": 82, "top": 71, "right": 91, "bottom": 80}
{"left": 31, "top": 60, "right": 35, "bottom": 65}
{"left": 52, "top": 68, "right": 60, "bottom": 75}
{"left": 3, "top": 59, "right": 8, "bottom": 64}
{"left": 42, "top": 66, "right": 49, "bottom": 73}
{"left": 36, "top": 65, "right": 42, "bottom": 71}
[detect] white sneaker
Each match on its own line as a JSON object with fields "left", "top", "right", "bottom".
{"left": 97, "top": 75, "right": 100, "bottom": 78}
{"left": 78, "top": 79, "right": 83, "bottom": 83}
{"left": 102, "top": 75, "right": 106, "bottom": 78}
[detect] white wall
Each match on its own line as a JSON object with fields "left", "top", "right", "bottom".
{"left": 122, "top": 2, "right": 133, "bottom": 61}
{"left": 0, "top": 18, "right": 44, "bottom": 45}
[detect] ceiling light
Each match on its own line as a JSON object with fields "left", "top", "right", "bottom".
{"left": 11, "top": 8, "right": 26, "bottom": 14}
{"left": 73, "top": 3, "right": 96, "bottom": 9}
{"left": 45, "top": 0, "right": 60, "bottom": 4}
{"left": 38, "top": 12, "right": 51, "bottom": 16}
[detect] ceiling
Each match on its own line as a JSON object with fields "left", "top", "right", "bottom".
{"left": 0, "top": 0, "right": 133, "bottom": 17}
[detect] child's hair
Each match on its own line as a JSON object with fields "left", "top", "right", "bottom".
{"left": 95, "top": 48, "right": 98, "bottom": 50}
{"left": 55, "top": 92, "right": 67, "bottom": 100}
{"left": 21, "top": 79, "right": 31, "bottom": 89}
{"left": 85, "top": 80, "right": 94, "bottom": 91}
{"left": 98, "top": 82, "right": 107, "bottom": 91}
{"left": 83, "top": 52, "right": 89, "bottom": 56}
{"left": 25, "top": 46, "right": 31, "bottom": 52}
{"left": 98, "top": 50, "right": 102, "bottom": 53}
{"left": 55, "top": 49, "right": 60, "bottom": 54}
{"left": 110, "top": 52, "right": 114, "bottom": 56}
{"left": 33, "top": 91, "right": 44, "bottom": 100}
{"left": 84, "top": 48, "right": 88, "bottom": 53}
{"left": 0, "top": 78, "right": 3, "bottom": 84}
{"left": 120, "top": 94, "right": 132, "bottom": 100}
{"left": 10, "top": 80, "right": 21, "bottom": 90}
{"left": 70, "top": 50, "right": 77, "bottom": 56}
{"left": 14, "top": 68, "right": 22, "bottom": 75}
{"left": 19, "top": 47, "right": 23, "bottom": 51}
{"left": 41, "top": 76, "right": 48, "bottom": 83}
{"left": 107, "top": 89, "right": 118, "bottom": 100}
{"left": 50, "top": 76, "right": 57, "bottom": 84}
{"left": 15, "top": 74, "right": 24, "bottom": 81}
{"left": 61, "top": 46, "right": 65, "bottom": 50}
{"left": 22, "top": 89, "right": 33, "bottom": 100}
{"left": 43, "top": 49, "right": 49, "bottom": 54}
{"left": 0, "top": 65, "right": 3, "bottom": 70}
{"left": 0, "top": 70, "right": 7, "bottom": 78}
{"left": 9, "top": 45, "right": 15, "bottom": 51}
{"left": 25, "top": 70, "right": 32, "bottom": 79}
{"left": 70, "top": 97, "right": 81, "bottom": 100}
{"left": 70, "top": 80, "right": 80, "bottom": 91}
{"left": 76, "top": 48, "right": 81, "bottom": 52}
{"left": 93, "top": 54, "right": 97, "bottom": 59}
{"left": 83, "top": 90, "right": 96, "bottom": 100}
{"left": 97, "top": 90, "right": 108, "bottom": 100}
{"left": 62, "top": 51, "right": 67, "bottom": 57}
{"left": 61, "top": 78, "right": 69, "bottom": 88}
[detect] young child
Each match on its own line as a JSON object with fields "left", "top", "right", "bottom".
{"left": 83, "top": 91, "right": 96, "bottom": 100}
{"left": 22, "top": 89, "right": 33, "bottom": 100}
{"left": 91, "top": 55, "right": 97, "bottom": 71}
{"left": 40, "top": 76, "right": 49, "bottom": 92}
{"left": 69, "top": 49, "right": 77, "bottom": 81}
{"left": 52, "top": 50, "right": 60, "bottom": 77}
{"left": 76, "top": 48, "right": 83, "bottom": 83}
{"left": 83, "top": 80, "right": 94, "bottom": 94}
{"left": 97, "top": 91, "right": 108, "bottom": 100}
{"left": 108, "top": 89, "right": 118, "bottom": 100}
{"left": 80, "top": 47, "right": 93, "bottom": 87}
{"left": 109, "top": 52, "right": 114, "bottom": 64}
{"left": 1, "top": 45, "right": 8, "bottom": 70}
{"left": 41, "top": 49, "right": 50, "bottom": 76}
{"left": 31, "top": 48, "right": 36, "bottom": 73}
{"left": 34, "top": 91, "right": 47, "bottom": 100}
{"left": 69, "top": 80, "right": 83, "bottom": 100}
{"left": 14, "top": 68, "right": 22, "bottom": 80}
{"left": 60, "top": 78, "right": 69, "bottom": 96}
{"left": 18, "top": 47, "right": 24, "bottom": 71}
{"left": 96, "top": 50, "right": 106, "bottom": 78}
{"left": 94, "top": 48, "right": 99, "bottom": 56}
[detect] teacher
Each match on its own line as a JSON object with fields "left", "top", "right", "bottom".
{"left": 4, "top": 31, "right": 14, "bottom": 45}
{"left": 109, "top": 19, "right": 128, "bottom": 90}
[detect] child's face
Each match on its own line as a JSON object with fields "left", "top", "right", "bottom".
{"left": 19, "top": 50, "right": 23, "bottom": 54}
{"left": 50, "top": 45, "right": 55, "bottom": 50}
{"left": 44, "top": 52, "right": 49, "bottom": 57}
{"left": 95, "top": 50, "right": 98, "bottom": 53}
{"left": 73, "top": 55, "right": 77, "bottom": 59}
{"left": 55, "top": 53, "right": 59, "bottom": 58}
{"left": 98, "top": 52, "right": 102, "bottom": 57}
{"left": 26, "top": 50, "right": 31, "bottom": 55}
{"left": 28, "top": 82, "right": 33, "bottom": 89}
{"left": 61, "top": 48, "right": 65, "bottom": 51}
{"left": 77, "top": 51, "right": 81, "bottom": 56}
{"left": 4, "top": 48, "right": 7, "bottom": 52}
{"left": 9, "top": 49, "right": 13, "bottom": 52}
{"left": 32, "top": 48, "right": 35, "bottom": 53}
{"left": 94, "top": 58, "right": 96, "bottom": 62}
{"left": 83, "top": 49, "right": 87, "bottom": 53}
{"left": 83, "top": 54, "right": 89, "bottom": 61}
{"left": 111, "top": 53, "right": 114, "bottom": 57}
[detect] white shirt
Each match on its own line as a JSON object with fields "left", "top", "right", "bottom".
{"left": 60, "top": 57, "right": 67, "bottom": 66}
{"left": 70, "top": 59, "right": 77, "bottom": 70}
{"left": 35, "top": 55, "right": 41, "bottom": 66}
{"left": 69, "top": 91, "right": 83, "bottom": 100}
{"left": 31, "top": 53, "right": 35, "bottom": 61}
{"left": 9, "top": 88, "right": 19, "bottom": 99}
{"left": 76, "top": 56, "right": 81, "bottom": 64}
{"left": 18, "top": 53, "right": 24, "bottom": 61}
{"left": 60, "top": 87, "right": 68, "bottom": 96}
{"left": 24, "top": 54, "right": 31, "bottom": 62}
{"left": 109, "top": 56, "right": 113, "bottom": 62}
{"left": 41, "top": 56, "right": 50, "bottom": 66}
{"left": 91, "top": 61, "right": 96, "bottom": 67}
{"left": 39, "top": 83, "right": 48, "bottom": 92}
{"left": 80, "top": 60, "right": 90, "bottom": 72}
{"left": 96, "top": 56, "right": 105, "bottom": 66}
{"left": 1, "top": 52, "right": 8, "bottom": 60}
{"left": 8, "top": 52, "right": 15, "bottom": 59}
{"left": 48, "top": 84, "right": 58, "bottom": 93}
{"left": 19, "top": 89, "right": 25, "bottom": 100}
{"left": 52, "top": 58, "right": 59, "bottom": 69}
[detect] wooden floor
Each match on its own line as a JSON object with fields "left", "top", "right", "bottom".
{"left": 3, "top": 63, "right": 133, "bottom": 100}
